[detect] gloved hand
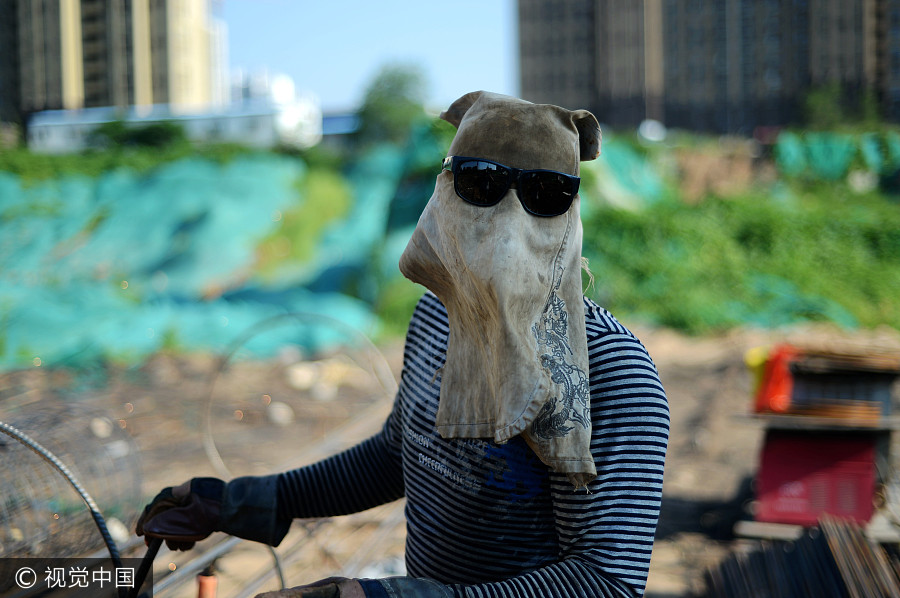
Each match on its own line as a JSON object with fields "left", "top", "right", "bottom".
{"left": 254, "top": 577, "right": 364, "bottom": 598}
{"left": 255, "top": 577, "right": 454, "bottom": 597}
{"left": 135, "top": 477, "right": 225, "bottom": 550}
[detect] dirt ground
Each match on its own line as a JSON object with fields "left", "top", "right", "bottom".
{"left": 3, "top": 322, "right": 900, "bottom": 597}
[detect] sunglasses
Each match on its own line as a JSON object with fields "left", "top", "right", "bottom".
{"left": 442, "top": 156, "right": 580, "bottom": 218}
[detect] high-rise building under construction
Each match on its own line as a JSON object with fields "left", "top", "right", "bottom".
{"left": 519, "top": 0, "right": 900, "bottom": 134}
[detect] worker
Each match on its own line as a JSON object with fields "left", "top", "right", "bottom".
{"left": 137, "top": 91, "right": 670, "bottom": 598}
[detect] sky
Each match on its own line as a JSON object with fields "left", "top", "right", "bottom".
{"left": 218, "top": 0, "right": 519, "bottom": 114}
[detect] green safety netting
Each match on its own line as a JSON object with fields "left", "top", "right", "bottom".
{"left": 0, "top": 155, "right": 382, "bottom": 370}
{"left": 724, "top": 274, "right": 859, "bottom": 330}
{"left": 308, "top": 145, "right": 406, "bottom": 297}
{"left": 804, "top": 133, "right": 857, "bottom": 180}
{"left": 774, "top": 131, "right": 900, "bottom": 180}
{"left": 582, "top": 138, "right": 666, "bottom": 211}
{"left": 773, "top": 132, "right": 807, "bottom": 177}
{"left": 775, "top": 131, "right": 857, "bottom": 180}
{"left": 859, "top": 131, "right": 900, "bottom": 175}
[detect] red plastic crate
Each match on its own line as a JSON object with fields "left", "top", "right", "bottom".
{"left": 755, "top": 430, "right": 877, "bottom": 526}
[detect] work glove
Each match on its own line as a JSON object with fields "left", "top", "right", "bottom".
{"left": 136, "top": 474, "right": 290, "bottom": 549}
{"left": 135, "top": 477, "right": 225, "bottom": 550}
{"left": 255, "top": 577, "right": 364, "bottom": 598}
{"left": 255, "top": 577, "right": 454, "bottom": 598}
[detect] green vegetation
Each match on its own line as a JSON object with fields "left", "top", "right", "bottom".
{"left": 89, "top": 120, "right": 189, "bottom": 149}
{"left": 0, "top": 140, "right": 255, "bottom": 183}
{"left": 582, "top": 185, "right": 900, "bottom": 334}
{"left": 353, "top": 63, "right": 429, "bottom": 147}
{"left": 374, "top": 277, "right": 428, "bottom": 338}
{"left": 803, "top": 84, "right": 883, "bottom": 132}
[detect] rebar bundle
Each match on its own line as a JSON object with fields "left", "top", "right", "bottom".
{"left": 704, "top": 517, "right": 900, "bottom": 598}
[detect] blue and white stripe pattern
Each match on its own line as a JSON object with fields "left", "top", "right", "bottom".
{"left": 278, "top": 292, "right": 669, "bottom": 597}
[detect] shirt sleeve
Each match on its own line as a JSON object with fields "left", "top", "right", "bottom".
{"left": 276, "top": 392, "right": 406, "bottom": 519}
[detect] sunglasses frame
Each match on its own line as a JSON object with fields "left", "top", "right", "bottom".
{"left": 441, "top": 155, "right": 580, "bottom": 218}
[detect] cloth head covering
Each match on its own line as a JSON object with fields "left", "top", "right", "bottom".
{"left": 399, "top": 91, "right": 602, "bottom": 486}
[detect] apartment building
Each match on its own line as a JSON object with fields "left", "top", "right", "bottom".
{"left": 876, "top": 0, "right": 900, "bottom": 119}
{"left": 0, "top": 0, "right": 224, "bottom": 126}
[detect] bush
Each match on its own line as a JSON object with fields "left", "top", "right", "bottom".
{"left": 582, "top": 189, "right": 900, "bottom": 334}
{"left": 89, "top": 120, "right": 189, "bottom": 149}
{"left": 0, "top": 143, "right": 254, "bottom": 183}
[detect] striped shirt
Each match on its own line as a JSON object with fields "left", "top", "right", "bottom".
{"left": 278, "top": 292, "right": 669, "bottom": 597}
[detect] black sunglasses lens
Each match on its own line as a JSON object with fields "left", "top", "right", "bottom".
{"left": 455, "top": 160, "right": 510, "bottom": 206}
{"left": 518, "top": 172, "right": 579, "bottom": 216}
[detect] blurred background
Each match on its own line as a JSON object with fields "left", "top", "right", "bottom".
{"left": 1, "top": 1, "right": 900, "bottom": 597}
{"left": 1, "top": 0, "right": 898, "bottom": 367}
